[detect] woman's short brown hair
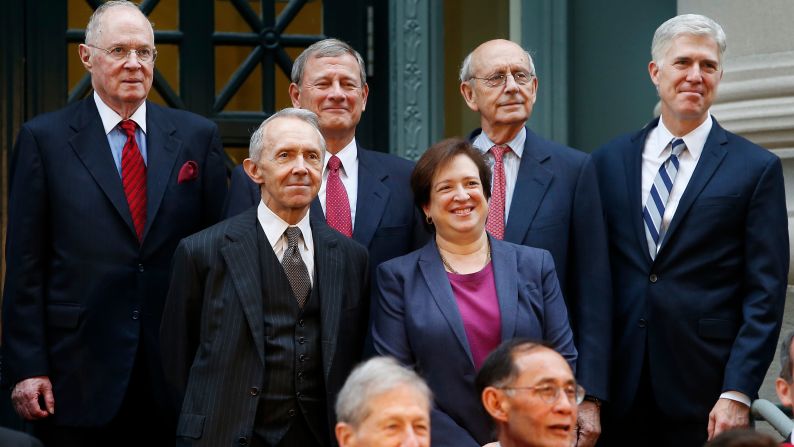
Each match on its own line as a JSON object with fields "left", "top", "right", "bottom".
{"left": 411, "top": 138, "right": 492, "bottom": 210}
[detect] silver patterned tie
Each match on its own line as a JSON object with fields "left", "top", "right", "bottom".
{"left": 281, "top": 227, "right": 311, "bottom": 308}
{"left": 643, "top": 138, "right": 686, "bottom": 259}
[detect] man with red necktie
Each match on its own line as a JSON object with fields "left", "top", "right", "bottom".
{"left": 458, "top": 39, "right": 612, "bottom": 447}
{"left": 2, "top": 2, "right": 226, "bottom": 445}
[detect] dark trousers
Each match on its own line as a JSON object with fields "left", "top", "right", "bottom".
{"left": 33, "top": 345, "right": 175, "bottom": 447}
{"left": 599, "top": 355, "right": 708, "bottom": 447}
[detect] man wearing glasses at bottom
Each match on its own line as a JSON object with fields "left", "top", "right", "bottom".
{"left": 476, "top": 339, "right": 583, "bottom": 447}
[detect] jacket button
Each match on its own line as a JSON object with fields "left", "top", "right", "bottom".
{"left": 298, "top": 337, "right": 306, "bottom": 344}
{"left": 649, "top": 274, "right": 658, "bottom": 283}
{"left": 288, "top": 409, "right": 296, "bottom": 417}
{"left": 298, "top": 319, "right": 305, "bottom": 327}
{"left": 131, "top": 310, "right": 140, "bottom": 320}
{"left": 238, "top": 437, "right": 248, "bottom": 446}
{"left": 296, "top": 391, "right": 302, "bottom": 399}
{"left": 299, "top": 354, "right": 307, "bottom": 362}
{"left": 639, "top": 318, "right": 647, "bottom": 328}
{"left": 137, "top": 263, "right": 145, "bottom": 273}
{"left": 249, "top": 387, "right": 259, "bottom": 396}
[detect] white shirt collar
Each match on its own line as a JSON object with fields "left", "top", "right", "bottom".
{"left": 324, "top": 137, "right": 358, "bottom": 175}
{"left": 93, "top": 91, "right": 147, "bottom": 135}
{"left": 257, "top": 200, "right": 313, "bottom": 251}
{"left": 652, "top": 115, "right": 712, "bottom": 160}
{"left": 473, "top": 127, "right": 526, "bottom": 158}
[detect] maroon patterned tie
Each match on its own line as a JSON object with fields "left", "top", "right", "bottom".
{"left": 120, "top": 120, "right": 147, "bottom": 242}
{"left": 485, "top": 144, "right": 510, "bottom": 240}
{"left": 325, "top": 155, "right": 353, "bottom": 237}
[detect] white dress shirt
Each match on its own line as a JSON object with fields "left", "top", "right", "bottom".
{"left": 642, "top": 114, "right": 750, "bottom": 408}
{"left": 93, "top": 92, "right": 148, "bottom": 174}
{"left": 257, "top": 201, "right": 315, "bottom": 284}
{"left": 318, "top": 138, "right": 359, "bottom": 229}
{"left": 473, "top": 127, "right": 527, "bottom": 224}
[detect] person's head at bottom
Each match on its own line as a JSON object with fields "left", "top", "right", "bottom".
{"left": 335, "top": 357, "right": 432, "bottom": 447}
{"left": 476, "top": 338, "right": 581, "bottom": 447}
{"left": 704, "top": 428, "right": 777, "bottom": 447}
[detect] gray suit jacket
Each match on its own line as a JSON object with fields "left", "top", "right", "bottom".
{"left": 160, "top": 208, "right": 370, "bottom": 446}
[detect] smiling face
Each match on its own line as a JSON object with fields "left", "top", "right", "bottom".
{"left": 500, "top": 349, "right": 578, "bottom": 447}
{"left": 336, "top": 384, "right": 431, "bottom": 447}
{"left": 243, "top": 117, "right": 324, "bottom": 224}
{"left": 79, "top": 6, "right": 154, "bottom": 118}
{"left": 422, "top": 154, "right": 488, "bottom": 244}
{"left": 460, "top": 39, "right": 537, "bottom": 141}
{"left": 289, "top": 53, "right": 369, "bottom": 150}
{"left": 649, "top": 33, "right": 723, "bottom": 134}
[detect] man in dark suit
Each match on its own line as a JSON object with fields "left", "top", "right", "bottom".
{"left": 223, "top": 39, "right": 427, "bottom": 280}
{"left": 1, "top": 2, "right": 226, "bottom": 446}
{"left": 458, "top": 39, "right": 611, "bottom": 446}
{"left": 592, "top": 14, "right": 788, "bottom": 446}
{"left": 161, "top": 108, "right": 370, "bottom": 447}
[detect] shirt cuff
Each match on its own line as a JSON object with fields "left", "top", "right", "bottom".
{"left": 720, "top": 391, "right": 751, "bottom": 407}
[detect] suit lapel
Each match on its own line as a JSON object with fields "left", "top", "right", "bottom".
{"left": 417, "top": 240, "right": 474, "bottom": 366}
{"left": 627, "top": 120, "right": 656, "bottom": 265}
{"left": 69, "top": 98, "right": 136, "bottom": 237}
{"left": 490, "top": 237, "right": 519, "bottom": 341}
{"left": 657, "top": 119, "right": 728, "bottom": 257}
{"left": 143, "top": 102, "right": 181, "bottom": 240}
{"left": 313, "top": 221, "right": 344, "bottom": 381}
{"left": 353, "top": 146, "right": 390, "bottom": 248}
{"left": 220, "top": 209, "right": 266, "bottom": 366}
{"left": 504, "top": 128, "right": 553, "bottom": 243}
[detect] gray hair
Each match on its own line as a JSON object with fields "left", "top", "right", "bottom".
{"left": 248, "top": 108, "right": 326, "bottom": 161}
{"left": 780, "top": 331, "right": 794, "bottom": 381}
{"left": 651, "top": 14, "right": 727, "bottom": 64}
{"left": 335, "top": 356, "right": 432, "bottom": 428}
{"left": 459, "top": 42, "right": 536, "bottom": 82}
{"left": 85, "top": 1, "right": 153, "bottom": 46}
{"left": 291, "top": 38, "right": 367, "bottom": 86}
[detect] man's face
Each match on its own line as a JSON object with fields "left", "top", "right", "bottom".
{"left": 460, "top": 39, "right": 537, "bottom": 133}
{"left": 79, "top": 7, "right": 155, "bottom": 115}
{"left": 336, "top": 384, "right": 430, "bottom": 447}
{"left": 649, "top": 34, "right": 723, "bottom": 127}
{"left": 490, "top": 349, "right": 578, "bottom": 447}
{"left": 775, "top": 343, "right": 794, "bottom": 410}
{"left": 244, "top": 117, "right": 324, "bottom": 223}
{"left": 289, "top": 53, "right": 369, "bottom": 139}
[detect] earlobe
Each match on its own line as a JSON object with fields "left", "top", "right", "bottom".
{"left": 243, "top": 158, "right": 266, "bottom": 185}
{"left": 79, "top": 44, "right": 93, "bottom": 71}
{"left": 482, "top": 387, "right": 509, "bottom": 422}
{"left": 776, "top": 378, "right": 793, "bottom": 407}
{"left": 335, "top": 423, "right": 354, "bottom": 447}
{"left": 288, "top": 83, "right": 301, "bottom": 108}
{"left": 648, "top": 61, "right": 660, "bottom": 86}
{"left": 460, "top": 82, "right": 479, "bottom": 112}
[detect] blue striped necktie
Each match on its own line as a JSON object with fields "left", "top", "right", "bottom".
{"left": 643, "top": 138, "right": 686, "bottom": 259}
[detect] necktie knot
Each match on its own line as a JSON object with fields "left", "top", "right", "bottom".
{"left": 120, "top": 120, "right": 137, "bottom": 138}
{"left": 670, "top": 138, "right": 686, "bottom": 157}
{"left": 327, "top": 155, "right": 342, "bottom": 172}
{"left": 490, "top": 144, "right": 510, "bottom": 162}
{"left": 284, "top": 227, "right": 302, "bottom": 249}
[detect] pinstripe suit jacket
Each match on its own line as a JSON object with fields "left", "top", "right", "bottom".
{"left": 160, "top": 207, "right": 370, "bottom": 446}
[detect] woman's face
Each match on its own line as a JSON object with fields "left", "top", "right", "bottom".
{"left": 422, "top": 154, "right": 488, "bottom": 242}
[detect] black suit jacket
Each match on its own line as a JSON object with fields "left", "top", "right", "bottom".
{"left": 592, "top": 117, "right": 788, "bottom": 421}
{"left": 223, "top": 144, "right": 428, "bottom": 281}
{"left": 1, "top": 97, "right": 227, "bottom": 426}
{"left": 160, "top": 208, "right": 370, "bottom": 446}
{"left": 471, "top": 126, "right": 612, "bottom": 400}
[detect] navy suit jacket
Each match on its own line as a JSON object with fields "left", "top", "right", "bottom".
{"left": 160, "top": 209, "right": 369, "bottom": 446}
{"left": 471, "top": 126, "right": 612, "bottom": 400}
{"left": 223, "top": 144, "right": 429, "bottom": 280}
{"left": 592, "top": 117, "right": 788, "bottom": 421}
{"left": 372, "top": 236, "right": 577, "bottom": 447}
{"left": 2, "top": 97, "right": 227, "bottom": 426}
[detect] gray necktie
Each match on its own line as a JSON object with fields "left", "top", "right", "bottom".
{"left": 281, "top": 227, "right": 311, "bottom": 308}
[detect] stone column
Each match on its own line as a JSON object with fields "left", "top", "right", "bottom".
{"left": 679, "top": 0, "right": 794, "bottom": 281}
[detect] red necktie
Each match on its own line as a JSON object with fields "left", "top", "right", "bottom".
{"left": 325, "top": 155, "right": 352, "bottom": 237}
{"left": 485, "top": 144, "right": 510, "bottom": 240}
{"left": 120, "top": 120, "right": 147, "bottom": 242}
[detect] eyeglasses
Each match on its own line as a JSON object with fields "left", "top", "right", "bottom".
{"left": 499, "top": 383, "right": 586, "bottom": 405}
{"left": 469, "top": 71, "right": 534, "bottom": 88}
{"left": 87, "top": 44, "right": 158, "bottom": 63}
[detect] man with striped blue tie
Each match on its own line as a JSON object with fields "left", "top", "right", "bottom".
{"left": 592, "top": 14, "right": 789, "bottom": 447}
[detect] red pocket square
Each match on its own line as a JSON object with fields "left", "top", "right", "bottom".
{"left": 178, "top": 161, "right": 199, "bottom": 184}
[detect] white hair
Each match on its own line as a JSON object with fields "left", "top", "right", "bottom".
{"left": 248, "top": 108, "right": 326, "bottom": 161}
{"left": 651, "top": 14, "right": 726, "bottom": 63}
